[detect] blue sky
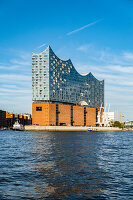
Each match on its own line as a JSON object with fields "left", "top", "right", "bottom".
{"left": 0, "top": 0, "right": 133, "bottom": 120}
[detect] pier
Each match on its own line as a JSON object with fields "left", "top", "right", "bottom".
{"left": 25, "top": 125, "right": 122, "bottom": 132}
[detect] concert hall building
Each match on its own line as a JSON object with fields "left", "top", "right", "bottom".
{"left": 32, "top": 46, "right": 104, "bottom": 126}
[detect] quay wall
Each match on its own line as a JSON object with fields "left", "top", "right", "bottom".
{"left": 25, "top": 125, "right": 122, "bottom": 132}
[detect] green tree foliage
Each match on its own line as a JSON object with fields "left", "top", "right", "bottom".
{"left": 112, "top": 121, "right": 124, "bottom": 128}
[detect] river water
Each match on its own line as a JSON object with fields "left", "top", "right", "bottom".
{"left": 0, "top": 130, "right": 133, "bottom": 200}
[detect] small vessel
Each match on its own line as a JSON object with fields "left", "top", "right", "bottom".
{"left": 88, "top": 127, "right": 93, "bottom": 132}
{"left": 88, "top": 127, "right": 98, "bottom": 132}
{"left": 13, "top": 120, "right": 24, "bottom": 131}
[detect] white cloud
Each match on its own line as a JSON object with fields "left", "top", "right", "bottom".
{"left": 2, "top": 84, "right": 18, "bottom": 89}
{"left": 0, "top": 65, "right": 7, "bottom": 69}
{"left": 76, "top": 44, "right": 133, "bottom": 67}
{"left": 0, "top": 65, "right": 21, "bottom": 70}
{"left": 107, "top": 65, "right": 133, "bottom": 73}
{"left": 74, "top": 46, "right": 133, "bottom": 119}
{"left": 0, "top": 74, "right": 31, "bottom": 87}
{"left": 10, "top": 59, "right": 31, "bottom": 66}
{"left": 0, "top": 74, "right": 31, "bottom": 81}
{"left": 76, "top": 62, "right": 133, "bottom": 76}
{"left": 37, "top": 43, "right": 46, "bottom": 49}
{"left": 77, "top": 44, "right": 92, "bottom": 52}
{"left": 105, "top": 85, "right": 133, "bottom": 93}
{"left": 67, "top": 19, "right": 103, "bottom": 35}
{"left": 123, "top": 52, "right": 133, "bottom": 60}
{"left": 0, "top": 88, "right": 31, "bottom": 93}
{"left": 0, "top": 48, "right": 32, "bottom": 114}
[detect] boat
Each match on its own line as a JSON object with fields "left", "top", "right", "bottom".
{"left": 88, "top": 127, "right": 98, "bottom": 132}
{"left": 88, "top": 127, "right": 93, "bottom": 132}
{"left": 13, "top": 120, "right": 24, "bottom": 131}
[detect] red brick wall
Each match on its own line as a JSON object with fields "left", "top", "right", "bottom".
{"left": 58, "top": 104, "right": 71, "bottom": 125}
{"left": 86, "top": 107, "right": 96, "bottom": 126}
{"left": 73, "top": 106, "right": 84, "bottom": 126}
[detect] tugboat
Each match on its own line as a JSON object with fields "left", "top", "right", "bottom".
{"left": 13, "top": 120, "right": 24, "bottom": 131}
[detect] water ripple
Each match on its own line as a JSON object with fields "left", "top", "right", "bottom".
{"left": 0, "top": 130, "right": 133, "bottom": 199}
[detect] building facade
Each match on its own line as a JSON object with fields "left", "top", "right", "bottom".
{"left": 32, "top": 46, "right": 104, "bottom": 126}
{"left": 6, "top": 113, "right": 32, "bottom": 128}
{"left": 124, "top": 121, "right": 133, "bottom": 128}
{"left": 0, "top": 110, "right": 6, "bottom": 128}
{"left": 32, "top": 46, "right": 104, "bottom": 107}
{"left": 97, "top": 111, "right": 114, "bottom": 127}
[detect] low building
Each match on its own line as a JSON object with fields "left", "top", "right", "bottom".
{"left": 124, "top": 121, "right": 133, "bottom": 128}
{"left": 6, "top": 113, "right": 32, "bottom": 128}
{"left": 0, "top": 110, "right": 6, "bottom": 128}
{"left": 97, "top": 111, "right": 114, "bottom": 127}
{"left": 102, "top": 112, "right": 115, "bottom": 127}
{"left": 32, "top": 102, "right": 104, "bottom": 126}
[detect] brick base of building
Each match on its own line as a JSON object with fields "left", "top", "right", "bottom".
{"left": 32, "top": 103, "right": 103, "bottom": 126}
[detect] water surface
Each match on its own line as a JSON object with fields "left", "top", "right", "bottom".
{"left": 0, "top": 130, "right": 133, "bottom": 199}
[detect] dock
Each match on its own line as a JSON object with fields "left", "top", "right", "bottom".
{"left": 24, "top": 125, "right": 122, "bottom": 132}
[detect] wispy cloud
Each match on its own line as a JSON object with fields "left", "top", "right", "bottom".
{"left": 77, "top": 44, "right": 92, "bottom": 52}
{"left": 107, "top": 65, "right": 133, "bottom": 73}
{"left": 0, "top": 65, "right": 19, "bottom": 70}
{"left": 0, "top": 74, "right": 31, "bottom": 87}
{"left": 77, "top": 43, "right": 133, "bottom": 66}
{"left": 123, "top": 52, "right": 133, "bottom": 60}
{"left": 0, "top": 48, "right": 32, "bottom": 113}
{"left": 10, "top": 59, "right": 31, "bottom": 66}
{"left": 33, "top": 43, "right": 46, "bottom": 52}
{"left": 0, "top": 88, "right": 31, "bottom": 94}
{"left": 0, "top": 74, "right": 31, "bottom": 81}
{"left": 67, "top": 19, "right": 103, "bottom": 36}
{"left": 74, "top": 44, "right": 133, "bottom": 119}
{"left": 37, "top": 43, "right": 46, "bottom": 49}
{"left": 2, "top": 84, "right": 18, "bottom": 89}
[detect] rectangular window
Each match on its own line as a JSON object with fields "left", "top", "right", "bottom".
{"left": 36, "top": 107, "right": 42, "bottom": 111}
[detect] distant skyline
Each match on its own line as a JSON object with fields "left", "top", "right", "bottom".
{"left": 0, "top": 0, "right": 133, "bottom": 120}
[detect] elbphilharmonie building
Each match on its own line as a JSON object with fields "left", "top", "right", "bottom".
{"left": 32, "top": 46, "right": 104, "bottom": 126}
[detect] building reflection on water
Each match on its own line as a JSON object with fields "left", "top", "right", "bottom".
{"left": 27, "top": 131, "right": 108, "bottom": 199}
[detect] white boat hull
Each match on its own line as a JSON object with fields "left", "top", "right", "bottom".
{"left": 13, "top": 121, "right": 24, "bottom": 131}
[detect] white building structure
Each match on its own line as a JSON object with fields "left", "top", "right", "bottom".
{"left": 97, "top": 104, "right": 115, "bottom": 127}
{"left": 102, "top": 112, "right": 114, "bottom": 127}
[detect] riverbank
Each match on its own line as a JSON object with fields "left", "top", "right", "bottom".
{"left": 25, "top": 125, "right": 122, "bottom": 132}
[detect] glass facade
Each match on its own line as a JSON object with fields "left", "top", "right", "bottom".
{"left": 32, "top": 46, "right": 104, "bottom": 107}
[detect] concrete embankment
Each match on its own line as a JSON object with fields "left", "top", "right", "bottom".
{"left": 25, "top": 125, "right": 122, "bottom": 132}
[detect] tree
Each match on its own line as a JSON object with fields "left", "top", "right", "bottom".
{"left": 112, "top": 121, "right": 124, "bottom": 129}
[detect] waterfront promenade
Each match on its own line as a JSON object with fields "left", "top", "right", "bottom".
{"left": 25, "top": 125, "right": 122, "bottom": 132}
